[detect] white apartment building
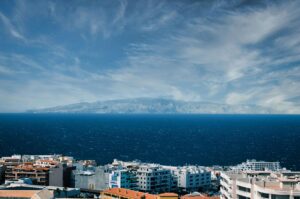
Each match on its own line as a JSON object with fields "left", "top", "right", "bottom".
{"left": 232, "top": 160, "right": 281, "bottom": 172}
{"left": 220, "top": 171, "right": 300, "bottom": 199}
{"left": 22, "top": 155, "right": 74, "bottom": 166}
{"left": 108, "top": 160, "right": 212, "bottom": 193}
{"left": 136, "top": 164, "right": 172, "bottom": 193}
{"left": 109, "top": 169, "right": 137, "bottom": 190}
{"left": 164, "top": 165, "right": 211, "bottom": 192}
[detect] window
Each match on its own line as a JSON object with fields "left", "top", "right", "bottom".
{"left": 238, "top": 186, "right": 250, "bottom": 192}
{"left": 271, "top": 195, "right": 289, "bottom": 199}
{"left": 238, "top": 195, "right": 250, "bottom": 199}
{"left": 258, "top": 192, "right": 269, "bottom": 199}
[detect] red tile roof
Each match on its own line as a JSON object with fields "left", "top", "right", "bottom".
{"left": 103, "top": 188, "right": 178, "bottom": 199}
{"left": 181, "top": 194, "right": 219, "bottom": 199}
{"left": 0, "top": 190, "right": 40, "bottom": 198}
{"left": 14, "top": 163, "right": 49, "bottom": 171}
{"left": 159, "top": 193, "right": 178, "bottom": 197}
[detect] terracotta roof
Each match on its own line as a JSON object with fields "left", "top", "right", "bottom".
{"left": 159, "top": 193, "right": 178, "bottom": 197}
{"left": 102, "top": 188, "right": 158, "bottom": 199}
{"left": 0, "top": 190, "right": 40, "bottom": 198}
{"left": 14, "top": 163, "right": 49, "bottom": 171}
{"left": 36, "top": 159, "right": 57, "bottom": 163}
{"left": 181, "top": 195, "right": 219, "bottom": 199}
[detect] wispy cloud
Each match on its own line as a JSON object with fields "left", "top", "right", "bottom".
{"left": 0, "top": 0, "right": 299, "bottom": 113}
{"left": 0, "top": 11, "right": 25, "bottom": 40}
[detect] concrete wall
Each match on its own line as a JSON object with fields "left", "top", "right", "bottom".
{"left": 49, "top": 164, "right": 63, "bottom": 187}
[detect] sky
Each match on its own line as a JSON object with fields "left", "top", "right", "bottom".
{"left": 0, "top": 0, "right": 300, "bottom": 113}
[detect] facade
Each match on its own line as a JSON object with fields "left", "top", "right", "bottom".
{"left": 11, "top": 163, "right": 50, "bottom": 185}
{"left": 109, "top": 169, "right": 138, "bottom": 189}
{"left": 75, "top": 166, "right": 108, "bottom": 190}
{"left": 136, "top": 164, "right": 172, "bottom": 193}
{"left": 75, "top": 170, "right": 96, "bottom": 190}
{"left": 49, "top": 164, "right": 64, "bottom": 187}
{"left": 232, "top": 160, "right": 281, "bottom": 172}
{"left": 165, "top": 166, "right": 211, "bottom": 192}
{"left": 49, "top": 163, "right": 76, "bottom": 187}
{"left": 0, "top": 155, "right": 22, "bottom": 181}
{"left": 108, "top": 160, "right": 212, "bottom": 193}
{"left": 0, "top": 166, "right": 4, "bottom": 184}
{"left": 0, "top": 155, "right": 76, "bottom": 187}
{"left": 102, "top": 187, "right": 178, "bottom": 199}
{"left": 220, "top": 171, "right": 300, "bottom": 199}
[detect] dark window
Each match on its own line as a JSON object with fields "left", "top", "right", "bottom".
{"left": 238, "top": 186, "right": 251, "bottom": 192}
{"left": 238, "top": 195, "right": 250, "bottom": 199}
{"left": 259, "top": 192, "right": 269, "bottom": 198}
{"left": 271, "top": 195, "right": 289, "bottom": 199}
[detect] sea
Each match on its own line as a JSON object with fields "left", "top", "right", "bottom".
{"left": 0, "top": 114, "right": 300, "bottom": 170}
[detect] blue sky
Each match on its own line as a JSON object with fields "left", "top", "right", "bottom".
{"left": 0, "top": 0, "right": 300, "bottom": 113}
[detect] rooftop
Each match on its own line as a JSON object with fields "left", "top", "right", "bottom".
{"left": 103, "top": 188, "right": 157, "bottom": 199}
{"left": 181, "top": 192, "right": 219, "bottom": 199}
{"left": 0, "top": 190, "right": 52, "bottom": 198}
{"left": 14, "top": 163, "right": 49, "bottom": 171}
{"left": 103, "top": 188, "right": 178, "bottom": 199}
{"left": 159, "top": 193, "right": 179, "bottom": 197}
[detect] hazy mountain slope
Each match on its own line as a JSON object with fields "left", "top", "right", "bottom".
{"left": 27, "top": 98, "right": 274, "bottom": 114}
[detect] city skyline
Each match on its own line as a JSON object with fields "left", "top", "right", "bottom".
{"left": 0, "top": 0, "right": 300, "bottom": 113}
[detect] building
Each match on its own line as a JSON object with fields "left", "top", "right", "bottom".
{"left": 101, "top": 187, "right": 178, "bottom": 199}
{"left": 109, "top": 169, "right": 138, "bottom": 190}
{"left": 0, "top": 166, "right": 4, "bottom": 185}
{"left": 231, "top": 160, "right": 281, "bottom": 172}
{"left": 107, "top": 160, "right": 213, "bottom": 193}
{"left": 181, "top": 192, "right": 220, "bottom": 199}
{"left": 11, "top": 163, "right": 50, "bottom": 185}
{"left": 164, "top": 166, "right": 211, "bottom": 192}
{"left": 75, "top": 166, "right": 108, "bottom": 190}
{"left": 220, "top": 170, "right": 300, "bottom": 199}
{"left": 136, "top": 164, "right": 172, "bottom": 193}
{"left": 49, "top": 163, "right": 75, "bottom": 187}
{"left": 0, "top": 190, "right": 53, "bottom": 199}
{"left": 0, "top": 155, "right": 22, "bottom": 181}
{"left": 0, "top": 180, "right": 80, "bottom": 198}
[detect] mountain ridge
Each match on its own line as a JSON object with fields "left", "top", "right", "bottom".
{"left": 27, "top": 98, "right": 275, "bottom": 114}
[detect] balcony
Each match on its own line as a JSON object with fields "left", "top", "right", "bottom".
{"left": 236, "top": 190, "right": 251, "bottom": 198}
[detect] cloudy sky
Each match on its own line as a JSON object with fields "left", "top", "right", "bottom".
{"left": 0, "top": 0, "right": 300, "bottom": 113}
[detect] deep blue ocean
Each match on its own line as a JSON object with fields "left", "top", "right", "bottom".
{"left": 0, "top": 114, "right": 299, "bottom": 170}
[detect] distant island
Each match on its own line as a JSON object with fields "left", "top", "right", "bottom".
{"left": 27, "top": 98, "right": 274, "bottom": 114}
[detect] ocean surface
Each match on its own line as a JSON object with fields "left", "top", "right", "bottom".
{"left": 0, "top": 114, "right": 300, "bottom": 170}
